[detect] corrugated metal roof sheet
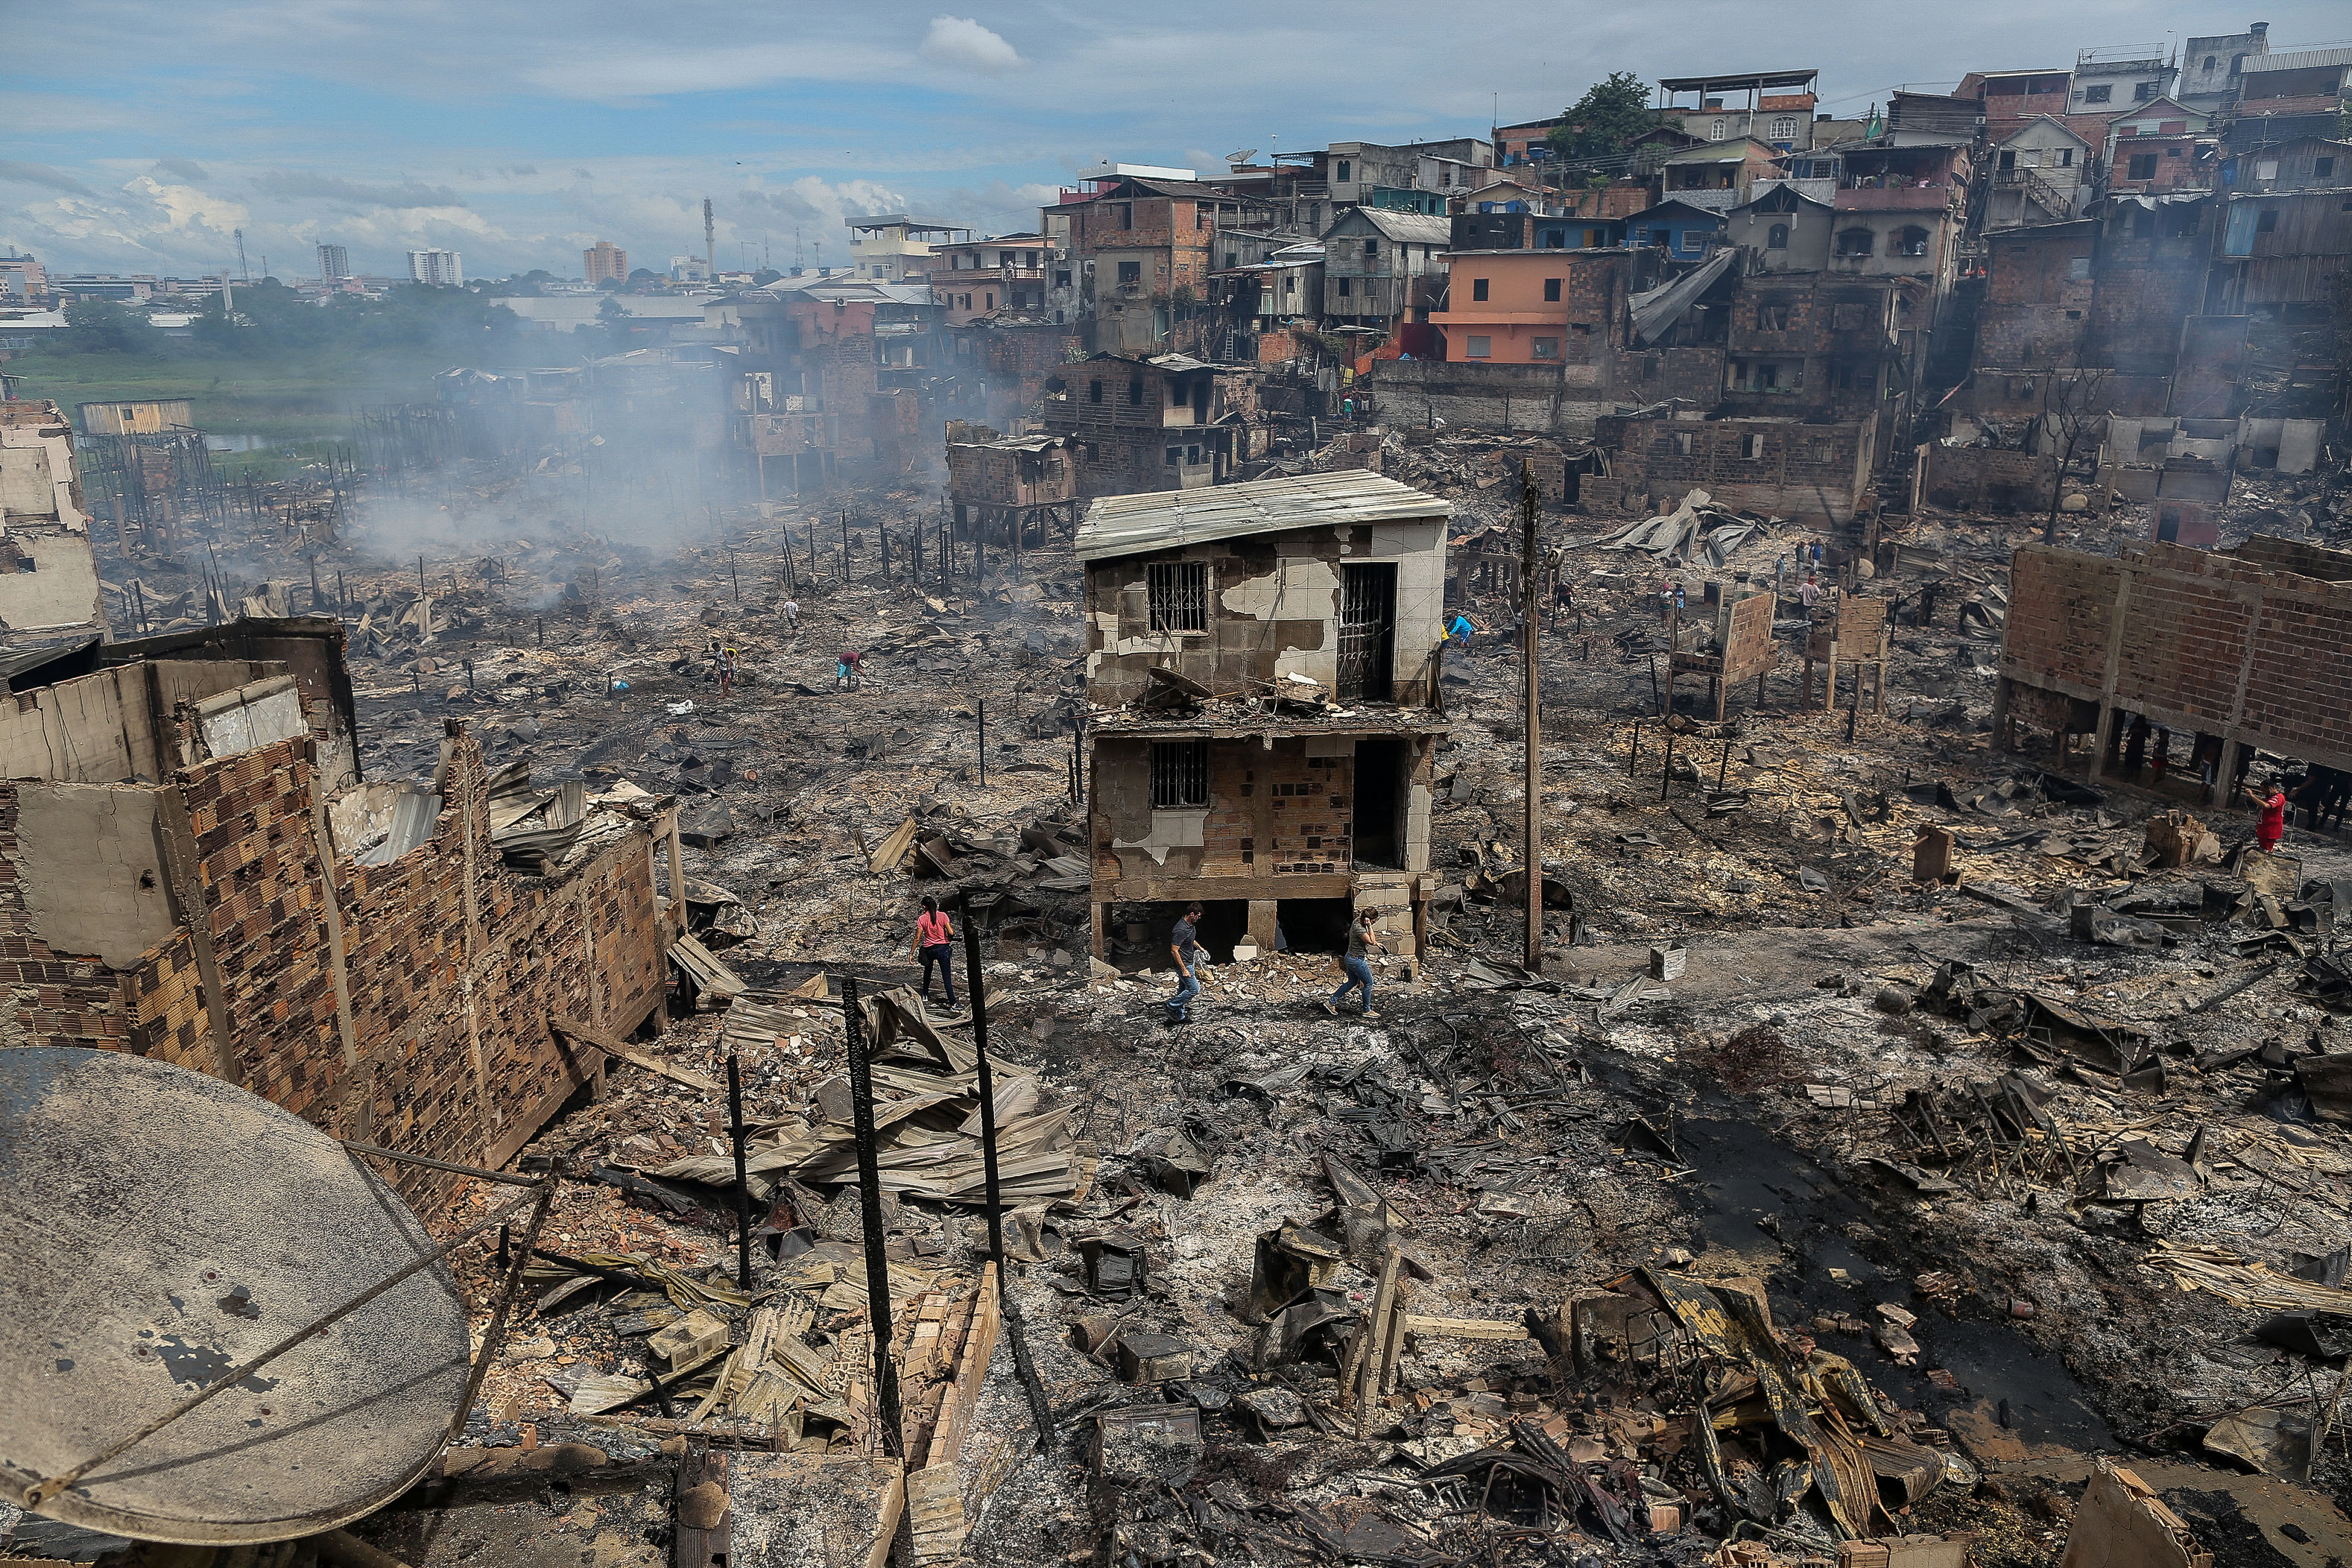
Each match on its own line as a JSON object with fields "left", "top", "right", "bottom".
{"left": 1075, "top": 472, "right": 1451, "bottom": 563}
{"left": 2244, "top": 45, "right": 2352, "bottom": 73}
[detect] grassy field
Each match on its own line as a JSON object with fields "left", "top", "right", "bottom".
{"left": 7, "top": 349, "right": 451, "bottom": 443}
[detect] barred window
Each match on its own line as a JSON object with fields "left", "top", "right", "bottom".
{"left": 1151, "top": 740, "right": 1210, "bottom": 807}
{"left": 1147, "top": 561, "right": 1207, "bottom": 632}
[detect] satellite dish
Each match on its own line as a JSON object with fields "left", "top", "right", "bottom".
{"left": 1227, "top": 149, "right": 1257, "bottom": 165}
{"left": 0, "top": 1049, "right": 471, "bottom": 1544}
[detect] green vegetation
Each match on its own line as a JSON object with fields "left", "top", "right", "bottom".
{"left": 1546, "top": 71, "right": 1657, "bottom": 172}
{"left": 5, "top": 280, "right": 540, "bottom": 444}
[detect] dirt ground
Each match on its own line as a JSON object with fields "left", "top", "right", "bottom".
{"left": 46, "top": 446, "right": 2352, "bottom": 1566}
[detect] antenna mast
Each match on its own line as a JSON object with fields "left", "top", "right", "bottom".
{"left": 234, "top": 228, "right": 250, "bottom": 282}
{"left": 703, "top": 197, "right": 716, "bottom": 282}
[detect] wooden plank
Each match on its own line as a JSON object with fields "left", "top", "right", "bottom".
{"left": 925, "top": 1264, "right": 1002, "bottom": 1472}
{"left": 1400, "top": 1312, "right": 1531, "bottom": 1341}
{"left": 1356, "top": 1245, "right": 1403, "bottom": 1437}
{"left": 869, "top": 815, "right": 920, "bottom": 874}
{"left": 551, "top": 1016, "right": 723, "bottom": 1093}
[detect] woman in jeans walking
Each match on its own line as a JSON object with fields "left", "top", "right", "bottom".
{"left": 912, "top": 896, "right": 956, "bottom": 1008}
{"left": 1324, "top": 907, "right": 1384, "bottom": 1019}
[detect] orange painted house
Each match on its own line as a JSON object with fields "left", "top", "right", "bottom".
{"left": 1429, "top": 251, "right": 1586, "bottom": 364}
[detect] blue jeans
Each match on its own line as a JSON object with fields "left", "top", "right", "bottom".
{"left": 920, "top": 943, "right": 955, "bottom": 1007}
{"left": 1333, "top": 955, "right": 1374, "bottom": 1011}
{"left": 1166, "top": 969, "right": 1201, "bottom": 1017}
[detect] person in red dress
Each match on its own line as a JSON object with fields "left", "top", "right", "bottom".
{"left": 2244, "top": 780, "right": 2289, "bottom": 853}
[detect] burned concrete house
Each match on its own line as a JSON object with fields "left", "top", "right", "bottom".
{"left": 1078, "top": 472, "right": 1447, "bottom": 963}
{"left": 0, "top": 618, "right": 677, "bottom": 1196}
{"left": 0, "top": 399, "right": 107, "bottom": 648}
{"left": 1041, "top": 351, "right": 1265, "bottom": 497}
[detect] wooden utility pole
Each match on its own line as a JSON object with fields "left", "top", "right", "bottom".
{"left": 1520, "top": 464, "right": 1542, "bottom": 973}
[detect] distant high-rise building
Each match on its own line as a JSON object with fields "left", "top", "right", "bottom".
{"left": 317, "top": 244, "right": 351, "bottom": 282}
{"left": 584, "top": 240, "right": 628, "bottom": 285}
{"left": 668, "top": 255, "right": 711, "bottom": 282}
{"left": 406, "top": 249, "right": 463, "bottom": 287}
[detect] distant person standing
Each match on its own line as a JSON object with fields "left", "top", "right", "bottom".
{"left": 782, "top": 598, "right": 800, "bottom": 631}
{"left": 1798, "top": 574, "right": 1821, "bottom": 618}
{"left": 911, "top": 896, "right": 956, "bottom": 1008}
{"left": 718, "top": 644, "right": 738, "bottom": 698}
{"left": 2245, "top": 778, "right": 2289, "bottom": 853}
{"left": 1165, "top": 902, "right": 1207, "bottom": 1024}
{"left": 1324, "top": 907, "right": 1385, "bottom": 1019}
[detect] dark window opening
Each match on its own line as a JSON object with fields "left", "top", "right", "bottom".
{"left": 1117, "top": 260, "right": 1141, "bottom": 285}
{"left": 1088, "top": 378, "right": 1103, "bottom": 403}
{"left": 2128, "top": 154, "right": 2158, "bottom": 180}
{"left": 1150, "top": 739, "right": 1209, "bottom": 807}
{"left": 1353, "top": 737, "right": 1405, "bottom": 868}
{"left": 1471, "top": 277, "right": 1490, "bottom": 300}
{"left": 1277, "top": 897, "right": 1356, "bottom": 956}
{"left": 1337, "top": 561, "right": 1397, "bottom": 703}
{"left": 1543, "top": 277, "right": 1561, "bottom": 301}
{"left": 1836, "top": 228, "right": 1874, "bottom": 257}
{"left": 1128, "top": 377, "right": 1144, "bottom": 404}
{"left": 2257, "top": 208, "right": 2278, "bottom": 232}
{"left": 1767, "top": 223, "right": 1789, "bottom": 249}
{"left": 2084, "top": 84, "right": 2113, "bottom": 104}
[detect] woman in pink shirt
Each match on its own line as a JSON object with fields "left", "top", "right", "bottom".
{"left": 912, "top": 897, "right": 957, "bottom": 1008}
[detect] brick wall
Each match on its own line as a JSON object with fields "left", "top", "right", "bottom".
{"left": 0, "top": 729, "right": 667, "bottom": 1212}
{"left": 2002, "top": 540, "right": 2352, "bottom": 771}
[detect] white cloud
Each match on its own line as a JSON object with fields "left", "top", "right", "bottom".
{"left": 919, "top": 16, "right": 1022, "bottom": 75}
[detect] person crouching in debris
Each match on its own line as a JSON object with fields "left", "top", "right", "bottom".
{"left": 1165, "top": 902, "right": 1207, "bottom": 1024}
{"left": 718, "top": 644, "right": 739, "bottom": 698}
{"left": 2245, "top": 777, "right": 2289, "bottom": 853}
{"left": 912, "top": 896, "right": 956, "bottom": 1009}
{"left": 836, "top": 645, "right": 864, "bottom": 690}
{"left": 1325, "top": 907, "right": 1385, "bottom": 1019}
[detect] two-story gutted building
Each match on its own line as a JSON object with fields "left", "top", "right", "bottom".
{"left": 1078, "top": 472, "right": 1450, "bottom": 966}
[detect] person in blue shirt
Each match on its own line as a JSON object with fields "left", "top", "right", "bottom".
{"left": 1447, "top": 612, "right": 1476, "bottom": 652}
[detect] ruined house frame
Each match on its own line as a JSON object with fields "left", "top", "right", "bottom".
{"left": 1078, "top": 472, "right": 1450, "bottom": 963}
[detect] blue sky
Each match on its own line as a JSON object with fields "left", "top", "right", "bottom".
{"left": 5, "top": 1, "right": 2346, "bottom": 279}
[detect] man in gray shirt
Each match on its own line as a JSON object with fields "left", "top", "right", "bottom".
{"left": 1165, "top": 902, "right": 1206, "bottom": 1023}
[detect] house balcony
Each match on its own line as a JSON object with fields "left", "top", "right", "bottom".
{"left": 1835, "top": 183, "right": 1955, "bottom": 212}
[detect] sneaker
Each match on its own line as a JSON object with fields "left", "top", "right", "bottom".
{"left": 1321, "top": 999, "right": 1338, "bottom": 1017}
{"left": 1362, "top": 1009, "right": 1381, "bottom": 1020}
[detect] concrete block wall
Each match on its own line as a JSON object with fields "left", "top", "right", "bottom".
{"left": 1597, "top": 414, "right": 1876, "bottom": 524}
{"left": 1918, "top": 443, "right": 2058, "bottom": 512}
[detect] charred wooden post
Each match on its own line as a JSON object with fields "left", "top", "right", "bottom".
{"left": 838, "top": 976, "right": 902, "bottom": 1455}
